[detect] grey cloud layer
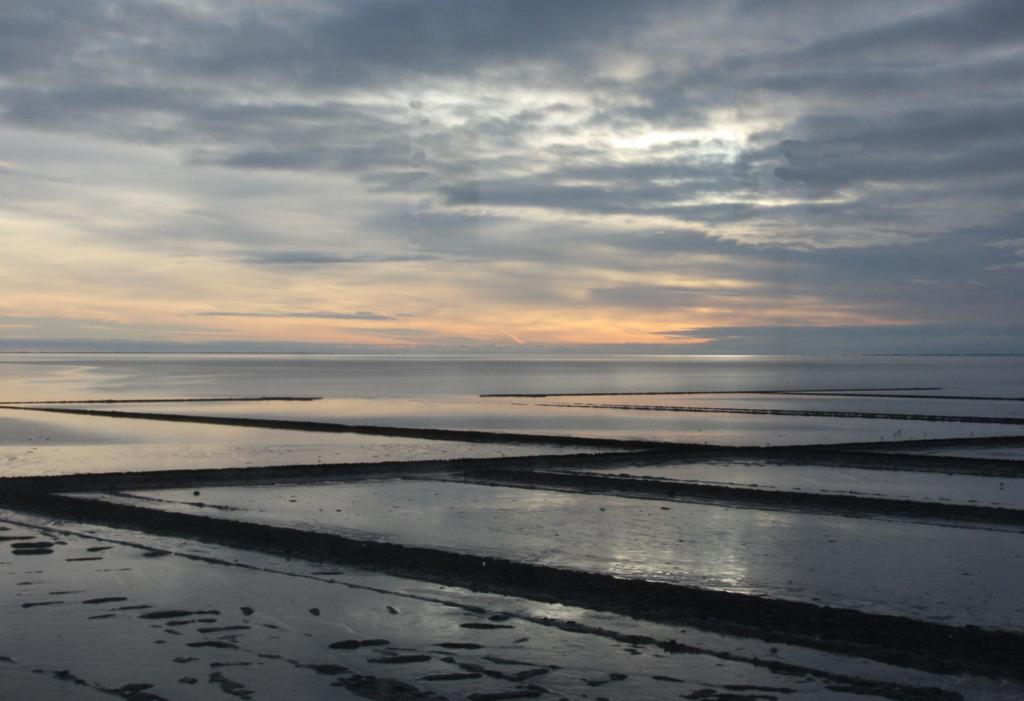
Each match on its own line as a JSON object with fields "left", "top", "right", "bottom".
{"left": 1, "top": 0, "right": 1021, "bottom": 349}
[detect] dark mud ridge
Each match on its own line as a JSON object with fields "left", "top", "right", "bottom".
{"left": 6, "top": 491, "right": 1024, "bottom": 683}
{"left": 828, "top": 434, "right": 1024, "bottom": 452}
{"left": 542, "top": 401, "right": 1024, "bottom": 426}
{"left": 482, "top": 387, "right": 941, "bottom": 397}
{"left": 455, "top": 468, "right": 1024, "bottom": 528}
{"left": 5, "top": 406, "right": 674, "bottom": 450}
{"left": 8, "top": 404, "right": 1024, "bottom": 477}
{"left": 0, "top": 451, "right": 673, "bottom": 495}
{"left": 757, "top": 391, "right": 1024, "bottom": 402}
{"left": 711, "top": 448, "right": 1024, "bottom": 477}
{"left": 4, "top": 446, "right": 1021, "bottom": 501}
{"left": 485, "top": 387, "right": 1024, "bottom": 402}
{"left": 0, "top": 396, "right": 321, "bottom": 405}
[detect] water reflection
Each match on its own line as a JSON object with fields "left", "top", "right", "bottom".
{"left": 92, "top": 479, "right": 1024, "bottom": 632}
{"left": 588, "top": 460, "right": 1024, "bottom": 509}
{"left": 0, "top": 408, "right": 586, "bottom": 476}
{"left": 56, "top": 395, "right": 1024, "bottom": 447}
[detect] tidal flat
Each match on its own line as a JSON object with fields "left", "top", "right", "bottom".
{"left": 3, "top": 354, "right": 1024, "bottom": 699}
{"left": 77, "top": 477, "right": 1024, "bottom": 631}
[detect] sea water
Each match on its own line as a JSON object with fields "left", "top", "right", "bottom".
{"left": 2, "top": 354, "right": 1024, "bottom": 465}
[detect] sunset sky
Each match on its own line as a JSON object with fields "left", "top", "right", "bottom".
{"left": 2, "top": 0, "right": 1022, "bottom": 353}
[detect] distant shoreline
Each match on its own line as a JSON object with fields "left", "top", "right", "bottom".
{"left": 1, "top": 350, "right": 1022, "bottom": 357}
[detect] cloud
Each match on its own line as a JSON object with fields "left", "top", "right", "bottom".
{"left": 195, "top": 310, "right": 396, "bottom": 321}
{"left": 986, "top": 238, "right": 1024, "bottom": 270}
{"left": 1, "top": 1, "right": 1021, "bottom": 351}
{"left": 794, "top": 0, "right": 1024, "bottom": 63}
{"left": 240, "top": 251, "right": 432, "bottom": 266}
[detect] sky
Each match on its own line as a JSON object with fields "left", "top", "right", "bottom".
{"left": 1, "top": 0, "right": 1022, "bottom": 354}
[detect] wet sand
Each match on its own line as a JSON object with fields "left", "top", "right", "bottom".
{"left": 456, "top": 468, "right": 1024, "bottom": 526}
{"left": 20, "top": 395, "right": 1024, "bottom": 445}
{"left": 565, "top": 459, "right": 1024, "bottom": 509}
{"left": 0, "top": 406, "right": 607, "bottom": 477}
{"left": 73, "top": 476, "right": 1024, "bottom": 631}
{"left": 4, "top": 381, "right": 1024, "bottom": 698}
{"left": 5, "top": 509, "right": 999, "bottom": 701}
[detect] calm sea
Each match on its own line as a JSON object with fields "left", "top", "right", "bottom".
{"left": 2, "top": 353, "right": 1023, "bottom": 402}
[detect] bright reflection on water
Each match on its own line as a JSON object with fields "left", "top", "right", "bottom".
{"left": 582, "top": 460, "right": 1024, "bottom": 509}
{"left": 90, "top": 479, "right": 1024, "bottom": 633}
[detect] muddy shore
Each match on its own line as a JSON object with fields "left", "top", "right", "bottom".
{"left": 454, "top": 467, "right": 1024, "bottom": 528}
{"left": 6, "top": 404, "right": 1024, "bottom": 479}
{"left": 5, "top": 486, "right": 1024, "bottom": 684}
{"left": 4, "top": 510, "right": 983, "bottom": 701}
{"left": 4, "top": 404, "right": 1024, "bottom": 696}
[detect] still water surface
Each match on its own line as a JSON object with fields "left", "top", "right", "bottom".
{"left": 3, "top": 353, "right": 1024, "bottom": 400}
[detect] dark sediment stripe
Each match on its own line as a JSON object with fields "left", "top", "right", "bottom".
{"left": 765, "top": 391, "right": 1024, "bottom": 402}
{"left": 826, "top": 434, "right": 1024, "bottom": 452}
{"left": 481, "top": 387, "right": 941, "bottom": 398}
{"left": 485, "top": 389, "right": 1024, "bottom": 402}
{"left": 4, "top": 491, "right": 1024, "bottom": 682}
{"left": 542, "top": 401, "right": 1024, "bottom": 426}
{"left": 0, "top": 451, "right": 666, "bottom": 495}
{"left": 699, "top": 448, "right": 1024, "bottom": 477}
{"left": 453, "top": 469, "right": 1024, "bottom": 528}
{"left": 1, "top": 406, "right": 673, "bottom": 450}
{"left": 8, "top": 403, "right": 1024, "bottom": 464}
{"left": 2, "top": 446, "right": 1021, "bottom": 498}
{"left": 0, "top": 396, "right": 320, "bottom": 405}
